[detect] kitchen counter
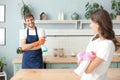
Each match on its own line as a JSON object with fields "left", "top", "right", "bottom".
{"left": 12, "top": 55, "right": 120, "bottom": 64}
{"left": 10, "top": 68, "right": 120, "bottom": 80}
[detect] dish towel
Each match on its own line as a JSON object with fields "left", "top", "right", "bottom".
{"left": 74, "top": 51, "right": 96, "bottom": 76}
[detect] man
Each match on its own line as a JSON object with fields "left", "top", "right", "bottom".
{"left": 20, "top": 14, "right": 45, "bottom": 69}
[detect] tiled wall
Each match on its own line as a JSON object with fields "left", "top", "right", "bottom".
{"left": 44, "top": 30, "right": 92, "bottom": 56}
{"left": 44, "top": 36, "right": 91, "bottom": 56}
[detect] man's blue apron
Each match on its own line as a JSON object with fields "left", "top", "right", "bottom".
{"left": 22, "top": 27, "right": 43, "bottom": 69}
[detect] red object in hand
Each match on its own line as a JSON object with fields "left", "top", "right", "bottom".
{"left": 33, "top": 38, "right": 45, "bottom": 47}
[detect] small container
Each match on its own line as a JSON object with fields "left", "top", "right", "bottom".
{"left": 61, "top": 12, "right": 64, "bottom": 20}
{"left": 41, "top": 45, "right": 48, "bottom": 52}
{"left": 71, "top": 52, "right": 77, "bottom": 57}
{"left": 71, "top": 12, "right": 79, "bottom": 20}
{"left": 58, "top": 48, "right": 64, "bottom": 57}
{"left": 58, "top": 12, "right": 64, "bottom": 20}
{"left": 40, "top": 12, "right": 47, "bottom": 20}
{"left": 53, "top": 48, "right": 58, "bottom": 57}
{"left": 58, "top": 12, "right": 61, "bottom": 20}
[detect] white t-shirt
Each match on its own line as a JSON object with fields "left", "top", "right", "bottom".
{"left": 19, "top": 27, "right": 45, "bottom": 46}
{"left": 81, "top": 36, "right": 115, "bottom": 80}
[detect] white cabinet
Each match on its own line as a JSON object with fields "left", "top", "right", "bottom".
{"left": 0, "top": 71, "right": 7, "bottom": 80}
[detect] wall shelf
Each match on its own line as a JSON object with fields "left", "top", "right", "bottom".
{"left": 35, "top": 20, "right": 78, "bottom": 23}
{"left": 34, "top": 20, "right": 78, "bottom": 29}
{"left": 23, "top": 20, "right": 120, "bottom": 29}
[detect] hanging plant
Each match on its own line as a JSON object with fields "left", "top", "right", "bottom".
{"left": 21, "top": 0, "right": 31, "bottom": 17}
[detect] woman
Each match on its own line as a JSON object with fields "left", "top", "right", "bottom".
{"left": 81, "top": 9, "right": 120, "bottom": 80}
{"left": 20, "top": 14, "right": 46, "bottom": 69}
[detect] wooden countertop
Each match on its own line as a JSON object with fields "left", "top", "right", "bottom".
{"left": 10, "top": 68, "right": 120, "bottom": 80}
{"left": 12, "top": 55, "right": 120, "bottom": 64}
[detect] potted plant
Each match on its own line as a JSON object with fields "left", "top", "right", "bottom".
{"left": 16, "top": 47, "right": 23, "bottom": 57}
{"left": 0, "top": 56, "right": 7, "bottom": 72}
{"left": 16, "top": 47, "right": 23, "bottom": 54}
{"left": 110, "top": 0, "right": 120, "bottom": 20}
{"left": 84, "top": 1, "right": 103, "bottom": 19}
{"left": 21, "top": 0, "right": 31, "bottom": 17}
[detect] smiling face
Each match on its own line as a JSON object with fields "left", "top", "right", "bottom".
{"left": 24, "top": 14, "right": 35, "bottom": 29}
{"left": 90, "top": 19, "right": 99, "bottom": 35}
{"left": 25, "top": 16, "right": 35, "bottom": 29}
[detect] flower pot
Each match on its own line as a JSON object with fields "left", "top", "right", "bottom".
{"left": 116, "top": 15, "right": 120, "bottom": 20}
{"left": 0, "top": 67, "right": 3, "bottom": 72}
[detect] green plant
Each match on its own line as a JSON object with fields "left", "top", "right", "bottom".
{"left": 85, "top": 1, "right": 103, "bottom": 19}
{"left": 16, "top": 47, "right": 23, "bottom": 54}
{"left": 110, "top": 0, "right": 120, "bottom": 19}
{"left": 0, "top": 56, "right": 7, "bottom": 72}
{"left": 21, "top": 0, "right": 31, "bottom": 17}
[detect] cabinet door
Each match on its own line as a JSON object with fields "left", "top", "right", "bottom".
{"left": 0, "top": 76, "right": 5, "bottom": 80}
{"left": 46, "top": 63, "right": 77, "bottom": 69}
{"left": 13, "top": 63, "right": 21, "bottom": 74}
{"left": 0, "top": 72, "right": 7, "bottom": 80}
{"left": 117, "top": 62, "right": 120, "bottom": 68}
{"left": 109, "top": 62, "right": 118, "bottom": 68}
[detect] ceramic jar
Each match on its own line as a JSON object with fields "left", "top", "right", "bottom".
{"left": 40, "top": 12, "right": 47, "bottom": 20}
{"left": 71, "top": 12, "right": 79, "bottom": 20}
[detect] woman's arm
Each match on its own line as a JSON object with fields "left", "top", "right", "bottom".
{"left": 85, "top": 57, "right": 104, "bottom": 73}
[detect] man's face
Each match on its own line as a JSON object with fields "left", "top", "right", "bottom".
{"left": 25, "top": 16, "right": 35, "bottom": 28}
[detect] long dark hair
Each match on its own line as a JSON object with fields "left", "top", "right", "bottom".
{"left": 90, "top": 9, "right": 119, "bottom": 50}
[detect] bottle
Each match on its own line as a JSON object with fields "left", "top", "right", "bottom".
{"left": 58, "top": 12, "right": 61, "bottom": 20}
{"left": 41, "top": 45, "right": 48, "bottom": 52}
{"left": 61, "top": 12, "right": 64, "bottom": 20}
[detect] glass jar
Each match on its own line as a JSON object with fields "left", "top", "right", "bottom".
{"left": 53, "top": 48, "right": 58, "bottom": 57}
{"left": 58, "top": 48, "right": 64, "bottom": 57}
